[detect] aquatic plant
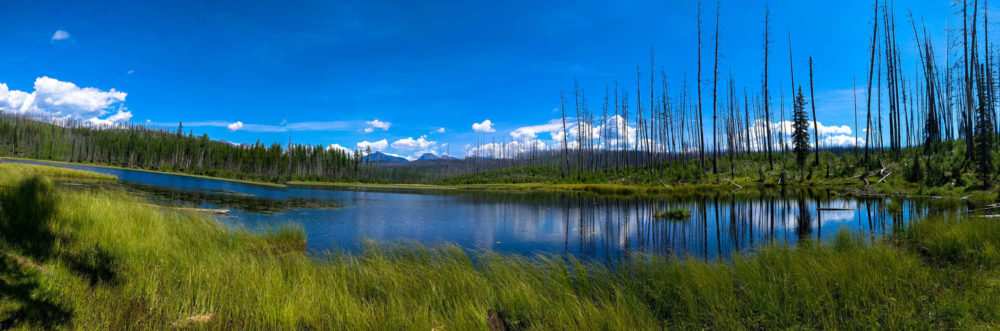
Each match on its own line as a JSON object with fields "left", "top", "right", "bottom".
{"left": 655, "top": 208, "right": 692, "bottom": 221}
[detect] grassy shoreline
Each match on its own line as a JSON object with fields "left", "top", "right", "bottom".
{"left": 4, "top": 157, "right": 991, "bottom": 201}
{"left": 0, "top": 157, "right": 287, "bottom": 188}
{"left": 1, "top": 163, "right": 999, "bottom": 328}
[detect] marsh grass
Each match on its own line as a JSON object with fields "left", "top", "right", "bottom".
{"left": 1, "top": 164, "right": 999, "bottom": 329}
{"left": 654, "top": 208, "right": 692, "bottom": 221}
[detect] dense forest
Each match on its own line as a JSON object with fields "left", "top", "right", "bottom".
{"left": 0, "top": 115, "right": 366, "bottom": 183}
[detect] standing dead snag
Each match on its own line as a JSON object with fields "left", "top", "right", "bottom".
{"left": 560, "top": 91, "right": 569, "bottom": 178}
{"left": 712, "top": 2, "right": 721, "bottom": 174}
{"left": 762, "top": 5, "right": 774, "bottom": 170}
{"left": 697, "top": 0, "right": 706, "bottom": 169}
{"left": 809, "top": 57, "right": 820, "bottom": 166}
{"left": 864, "top": 0, "right": 879, "bottom": 163}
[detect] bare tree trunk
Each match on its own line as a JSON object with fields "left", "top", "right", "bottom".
{"left": 560, "top": 91, "right": 569, "bottom": 178}
{"left": 697, "top": 0, "right": 706, "bottom": 169}
{"left": 712, "top": 3, "right": 721, "bottom": 174}
{"left": 763, "top": 5, "right": 774, "bottom": 169}
{"left": 809, "top": 57, "right": 820, "bottom": 166}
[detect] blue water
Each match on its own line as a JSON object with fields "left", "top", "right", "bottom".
{"left": 5, "top": 159, "right": 949, "bottom": 261}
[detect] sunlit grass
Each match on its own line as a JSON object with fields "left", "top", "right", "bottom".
{"left": 0, "top": 161, "right": 116, "bottom": 183}
{"left": 1, "top": 163, "right": 999, "bottom": 328}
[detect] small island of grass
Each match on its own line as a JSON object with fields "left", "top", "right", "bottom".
{"left": 655, "top": 208, "right": 692, "bottom": 221}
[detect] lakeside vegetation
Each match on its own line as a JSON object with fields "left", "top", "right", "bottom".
{"left": 6, "top": 112, "right": 1000, "bottom": 202}
{"left": 0, "top": 163, "right": 999, "bottom": 328}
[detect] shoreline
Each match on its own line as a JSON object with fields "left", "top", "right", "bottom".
{"left": 3, "top": 157, "right": 991, "bottom": 201}
{"left": 0, "top": 157, "right": 287, "bottom": 188}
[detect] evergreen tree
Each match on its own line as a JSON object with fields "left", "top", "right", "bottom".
{"left": 791, "top": 86, "right": 811, "bottom": 170}
{"left": 974, "top": 66, "right": 994, "bottom": 184}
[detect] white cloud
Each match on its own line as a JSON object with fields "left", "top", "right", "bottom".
{"left": 127, "top": 69, "right": 135, "bottom": 75}
{"left": 363, "top": 127, "right": 374, "bottom": 133}
{"left": 467, "top": 139, "right": 548, "bottom": 158}
{"left": 326, "top": 143, "right": 353, "bottom": 153}
{"left": 166, "top": 120, "right": 352, "bottom": 132}
{"left": 86, "top": 109, "right": 132, "bottom": 127}
{"left": 227, "top": 121, "right": 244, "bottom": 131}
{"left": 821, "top": 135, "right": 863, "bottom": 147}
{"left": 366, "top": 119, "right": 391, "bottom": 130}
{"left": 744, "top": 119, "right": 860, "bottom": 150}
{"left": 357, "top": 139, "right": 388, "bottom": 153}
{"left": 391, "top": 135, "right": 436, "bottom": 151}
{"left": 435, "top": 127, "right": 445, "bottom": 133}
{"left": 472, "top": 119, "right": 495, "bottom": 132}
{"left": 510, "top": 119, "right": 562, "bottom": 140}
{"left": 51, "top": 30, "right": 70, "bottom": 41}
{"left": 0, "top": 77, "right": 128, "bottom": 125}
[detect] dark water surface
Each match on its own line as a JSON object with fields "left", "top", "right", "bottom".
{"left": 6, "top": 160, "right": 961, "bottom": 261}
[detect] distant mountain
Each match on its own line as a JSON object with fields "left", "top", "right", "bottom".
{"left": 217, "top": 139, "right": 248, "bottom": 149}
{"left": 417, "top": 153, "right": 439, "bottom": 161}
{"left": 440, "top": 154, "right": 458, "bottom": 160}
{"left": 364, "top": 151, "right": 409, "bottom": 163}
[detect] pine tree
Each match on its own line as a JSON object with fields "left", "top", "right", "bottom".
{"left": 974, "top": 65, "right": 994, "bottom": 183}
{"left": 791, "top": 86, "right": 811, "bottom": 170}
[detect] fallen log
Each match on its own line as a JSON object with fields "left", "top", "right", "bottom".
{"left": 723, "top": 179, "right": 743, "bottom": 191}
{"left": 878, "top": 171, "right": 892, "bottom": 183}
{"left": 144, "top": 204, "right": 229, "bottom": 215}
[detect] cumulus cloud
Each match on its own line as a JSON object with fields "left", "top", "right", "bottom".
{"left": 391, "top": 135, "right": 436, "bottom": 151}
{"left": 772, "top": 120, "right": 852, "bottom": 136}
{"left": 516, "top": 115, "right": 638, "bottom": 149}
{"left": 363, "top": 127, "right": 374, "bottom": 133}
{"left": 51, "top": 30, "right": 70, "bottom": 41}
{"left": 510, "top": 119, "right": 562, "bottom": 140}
{"left": 0, "top": 77, "right": 128, "bottom": 125}
{"left": 467, "top": 139, "right": 548, "bottom": 158}
{"left": 86, "top": 109, "right": 132, "bottom": 127}
{"left": 746, "top": 119, "right": 860, "bottom": 149}
{"left": 325, "top": 143, "right": 353, "bottom": 153}
{"left": 435, "top": 127, "right": 445, "bottom": 133}
{"left": 356, "top": 139, "right": 388, "bottom": 153}
{"left": 366, "top": 119, "right": 391, "bottom": 130}
{"left": 472, "top": 119, "right": 495, "bottom": 132}
{"left": 822, "top": 134, "right": 863, "bottom": 147}
{"left": 227, "top": 121, "right": 244, "bottom": 131}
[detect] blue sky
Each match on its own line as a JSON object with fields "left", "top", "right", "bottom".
{"left": 0, "top": 0, "right": 960, "bottom": 159}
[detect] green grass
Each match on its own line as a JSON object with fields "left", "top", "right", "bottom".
{"left": 654, "top": 208, "right": 692, "bottom": 221}
{"left": 1, "top": 157, "right": 286, "bottom": 188}
{"left": 0, "top": 161, "right": 116, "bottom": 183}
{"left": 1, "top": 163, "right": 1000, "bottom": 328}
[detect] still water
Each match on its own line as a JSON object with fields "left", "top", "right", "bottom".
{"left": 7, "top": 160, "right": 959, "bottom": 261}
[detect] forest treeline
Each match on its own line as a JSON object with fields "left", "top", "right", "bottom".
{"left": 0, "top": 116, "right": 367, "bottom": 183}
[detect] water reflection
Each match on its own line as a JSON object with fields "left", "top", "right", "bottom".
{"left": 4, "top": 160, "right": 965, "bottom": 262}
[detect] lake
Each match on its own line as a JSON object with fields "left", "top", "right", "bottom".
{"left": 5, "top": 159, "right": 957, "bottom": 262}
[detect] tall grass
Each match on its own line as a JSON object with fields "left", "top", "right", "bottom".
{"left": 1, "top": 164, "right": 999, "bottom": 328}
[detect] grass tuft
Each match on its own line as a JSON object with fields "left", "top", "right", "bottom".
{"left": 654, "top": 208, "right": 692, "bottom": 221}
